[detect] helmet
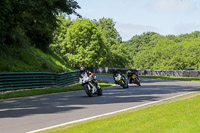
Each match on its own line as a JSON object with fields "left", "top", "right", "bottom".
{"left": 127, "top": 70, "right": 131, "bottom": 74}
{"left": 80, "top": 67, "right": 85, "bottom": 72}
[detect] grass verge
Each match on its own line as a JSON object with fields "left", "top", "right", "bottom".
{"left": 140, "top": 75, "right": 200, "bottom": 82}
{"left": 39, "top": 91, "right": 200, "bottom": 133}
{"left": 0, "top": 80, "right": 113, "bottom": 99}
{"left": 97, "top": 73, "right": 200, "bottom": 82}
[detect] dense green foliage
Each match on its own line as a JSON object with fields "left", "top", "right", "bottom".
{"left": 51, "top": 17, "right": 200, "bottom": 70}
{"left": 65, "top": 18, "right": 106, "bottom": 67}
{"left": 0, "top": 46, "right": 72, "bottom": 72}
{"left": 124, "top": 31, "right": 200, "bottom": 70}
{"left": 50, "top": 16, "right": 128, "bottom": 67}
{"left": 0, "top": 1, "right": 80, "bottom": 72}
{"left": 0, "top": 0, "right": 80, "bottom": 49}
{"left": 1, "top": 0, "right": 200, "bottom": 71}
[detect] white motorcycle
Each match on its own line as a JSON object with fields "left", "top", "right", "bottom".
{"left": 79, "top": 72, "right": 102, "bottom": 97}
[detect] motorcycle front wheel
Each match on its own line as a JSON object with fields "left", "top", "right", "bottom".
{"left": 84, "top": 84, "right": 94, "bottom": 97}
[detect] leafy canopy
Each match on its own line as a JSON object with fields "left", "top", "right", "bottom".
{"left": 0, "top": 0, "right": 80, "bottom": 49}
{"left": 50, "top": 17, "right": 128, "bottom": 67}
{"left": 124, "top": 31, "right": 200, "bottom": 70}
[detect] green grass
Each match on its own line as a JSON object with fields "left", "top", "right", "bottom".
{"left": 0, "top": 85, "right": 82, "bottom": 99}
{"left": 0, "top": 80, "right": 113, "bottom": 99}
{"left": 39, "top": 92, "right": 200, "bottom": 133}
{"left": 140, "top": 75, "right": 200, "bottom": 82}
{"left": 98, "top": 80, "right": 114, "bottom": 88}
{"left": 0, "top": 45, "right": 72, "bottom": 72}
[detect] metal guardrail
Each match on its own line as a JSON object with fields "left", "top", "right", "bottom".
{"left": 56, "top": 71, "right": 79, "bottom": 87}
{"left": 0, "top": 70, "right": 80, "bottom": 91}
{"left": 78, "top": 67, "right": 200, "bottom": 78}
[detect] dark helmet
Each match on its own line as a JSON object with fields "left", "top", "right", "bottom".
{"left": 80, "top": 66, "right": 85, "bottom": 72}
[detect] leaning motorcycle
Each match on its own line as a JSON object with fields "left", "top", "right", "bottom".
{"left": 127, "top": 70, "right": 141, "bottom": 86}
{"left": 79, "top": 72, "right": 102, "bottom": 97}
{"left": 114, "top": 73, "right": 129, "bottom": 88}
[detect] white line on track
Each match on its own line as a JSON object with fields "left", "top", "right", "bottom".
{"left": 0, "top": 107, "right": 38, "bottom": 112}
{"left": 27, "top": 91, "right": 194, "bottom": 133}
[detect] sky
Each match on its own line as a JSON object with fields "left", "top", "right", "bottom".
{"left": 70, "top": 0, "right": 200, "bottom": 41}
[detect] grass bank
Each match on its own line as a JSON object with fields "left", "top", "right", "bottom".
{"left": 39, "top": 92, "right": 200, "bottom": 133}
{"left": 0, "top": 80, "right": 113, "bottom": 99}
{"left": 0, "top": 46, "right": 72, "bottom": 72}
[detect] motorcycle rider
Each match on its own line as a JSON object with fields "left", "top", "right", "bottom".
{"left": 127, "top": 69, "right": 138, "bottom": 78}
{"left": 80, "top": 67, "right": 93, "bottom": 78}
{"left": 112, "top": 69, "right": 126, "bottom": 84}
{"left": 80, "top": 66, "right": 99, "bottom": 88}
{"left": 127, "top": 69, "right": 140, "bottom": 84}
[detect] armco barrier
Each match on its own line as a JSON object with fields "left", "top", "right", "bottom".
{"left": 79, "top": 67, "right": 200, "bottom": 78}
{"left": 137, "top": 69, "right": 200, "bottom": 77}
{"left": 0, "top": 70, "right": 80, "bottom": 91}
{"left": 56, "top": 71, "right": 79, "bottom": 87}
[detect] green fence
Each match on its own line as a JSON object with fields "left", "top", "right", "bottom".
{"left": 0, "top": 70, "right": 80, "bottom": 91}
{"left": 56, "top": 71, "right": 80, "bottom": 87}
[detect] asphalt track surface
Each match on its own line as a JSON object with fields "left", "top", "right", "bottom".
{"left": 0, "top": 75, "right": 200, "bottom": 133}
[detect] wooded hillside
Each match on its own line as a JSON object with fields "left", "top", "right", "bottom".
{"left": 123, "top": 31, "right": 200, "bottom": 70}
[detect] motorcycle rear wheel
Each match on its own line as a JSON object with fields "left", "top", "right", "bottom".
{"left": 122, "top": 81, "right": 129, "bottom": 88}
{"left": 135, "top": 78, "right": 141, "bottom": 86}
{"left": 97, "top": 87, "right": 103, "bottom": 96}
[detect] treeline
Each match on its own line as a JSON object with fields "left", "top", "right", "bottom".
{"left": 124, "top": 31, "right": 200, "bottom": 70}
{"left": 1, "top": 1, "right": 200, "bottom": 71}
{"left": 50, "top": 16, "right": 128, "bottom": 67}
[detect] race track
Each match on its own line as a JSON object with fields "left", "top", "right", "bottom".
{"left": 0, "top": 75, "right": 200, "bottom": 133}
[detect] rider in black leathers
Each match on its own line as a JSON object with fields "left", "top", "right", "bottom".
{"left": 127, "top": 69, "right": 139, "bottom": 80}
{"left": 127, "top": 69, "right": 140, "bottom": 85}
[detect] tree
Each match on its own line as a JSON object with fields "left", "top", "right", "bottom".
{"left": 97, "top": 18, "right": 122, "bottom": 46}
{"left": 0, "top": 0, "right": 80, "bottom": 49}
{"left": 95, "top": 18, "right": 128, "bottom": 67}
{"left": 64, "top": 19, "right": 107, "bottom": 67}
{"left": 50, "top": 17, "right": 129, "bottom": 68}
{"left": 125, "top": 31, "right": 200, "bottom": 70}
{"left": 50, "top": 15, "right": 72, "bottom": 56}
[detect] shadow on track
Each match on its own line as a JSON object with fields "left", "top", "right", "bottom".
{"left": 0, "top": 76, "right": 199, "bottom": 118}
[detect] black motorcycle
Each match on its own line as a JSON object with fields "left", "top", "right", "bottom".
{"left": 79, "top": 72, "right": 102, "bottom": 97}
{"left": 127, "top": 69, "right": 141, "bottom": 86}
